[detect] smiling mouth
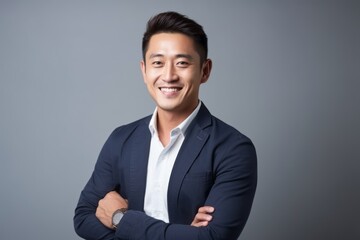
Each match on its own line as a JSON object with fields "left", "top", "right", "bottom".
{"left": 159, "top": 87, "right": 182, "bottom": 93}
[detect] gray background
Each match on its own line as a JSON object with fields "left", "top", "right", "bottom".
{"left": 1, "top": 0, "right": 359, "bottom": 239}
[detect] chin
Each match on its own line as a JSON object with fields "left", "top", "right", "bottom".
{"left": 157, "top": 104, "right": 178, "bottom": 112}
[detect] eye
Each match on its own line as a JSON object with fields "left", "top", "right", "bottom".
{"left": 152, "top": 61, "right": 163, "bottom": 67}
{"left": 176, "top": 61, "right": 189, "bottom": 67}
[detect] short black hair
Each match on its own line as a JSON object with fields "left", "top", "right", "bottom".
{"left": 142, "top": 11, "right": 208, "bottom": 64}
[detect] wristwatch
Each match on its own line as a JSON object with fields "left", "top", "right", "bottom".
{"left": 112, "top": 208, "right": 127, "bottom": 229}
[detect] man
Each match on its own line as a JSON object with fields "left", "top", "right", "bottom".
{"left": 74, "top": 11, "right": 257, "bottom": 240}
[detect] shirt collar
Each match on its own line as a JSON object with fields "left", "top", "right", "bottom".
{"left": 148, "top": 101, "right": 202, "bottom": 137}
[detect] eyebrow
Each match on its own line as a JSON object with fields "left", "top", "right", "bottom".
{"left": 149, "top": 53, "right": 194, "bottom": 61}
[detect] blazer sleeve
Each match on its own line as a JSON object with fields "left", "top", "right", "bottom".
{"left": 114, "top": 134, "right": 257, "bottom": 240}
{"left": 74, "top": 128, "right": 123, "bottom": 240}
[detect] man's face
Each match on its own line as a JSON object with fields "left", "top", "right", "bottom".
{"left": 141, "top": 33, "right": 211, "bottom": 118}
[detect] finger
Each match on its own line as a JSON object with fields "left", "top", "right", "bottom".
{"left": 105, "top": 191, "right": 127, "bottom": 205}
{"left": 191, "top": 220, "right": 209, "bottom": 227}
{"left": 107, "top": 191, "right": 121, "bottom": 199}
{"left": 195, "top": 212, "right": 213, "bottom": 222}
{"left": 191, "top": 213, "right": 212, "bottom": 226}
{"left": 197, "top": 206, "right": 214, "bottom": 214}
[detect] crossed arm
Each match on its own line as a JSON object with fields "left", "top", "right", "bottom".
{"left": 74, "top": 127, "right": 257, "bottom": 240}
{"left": 95, "top": 191, "right": 214, "bottom": 229}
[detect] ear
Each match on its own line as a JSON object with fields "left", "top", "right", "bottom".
{"left": 200, "top": 59, "right": 212, "bottom": 84}
{"left": 140, "top": 60, "right": 146, "bottom": 83}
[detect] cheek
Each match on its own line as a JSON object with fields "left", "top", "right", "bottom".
{"left": 184, "top": 74, "right": 202, "bottom": 88}
{"left": 145, "top": 70, "right": 160, "bottom": 82}
{"left": 143, "top": 74, "right": 154, "bottom": 86}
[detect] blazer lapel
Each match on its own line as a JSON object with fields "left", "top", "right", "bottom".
{"left": 167, "top": 104, "right": 212, "bottom": 220}
{"left": 128, "top": 119, "right": 151, "bottom": 211}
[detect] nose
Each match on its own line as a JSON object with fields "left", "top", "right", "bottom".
{"left": 162, "top": 63, "right": 178, "bottom": 82}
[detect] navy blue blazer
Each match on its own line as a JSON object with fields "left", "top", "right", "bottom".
{"left": 74, "top": 104, "right": 257, "bottom": 240}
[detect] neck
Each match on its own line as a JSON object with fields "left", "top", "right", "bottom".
{"left": 156, "top": 105, "right": 197, "bottom": 146}
{"left": 156, "top": 111, "right": 182, "bottom": 146}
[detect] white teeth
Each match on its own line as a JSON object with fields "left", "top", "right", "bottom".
{"left": 161, "top": 88, "right": 179, "bottom": 92}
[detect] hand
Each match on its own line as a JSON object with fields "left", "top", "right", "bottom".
{"left": 191, "top": 206, "right": 214, "bottom": 227}
{"left": 95, "top": 191, "right": 128, "bottom": 229}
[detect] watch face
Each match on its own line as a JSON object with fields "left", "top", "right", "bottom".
{"left": 113, "top": 211, "right": 123, "bottom": 225}
{"left": 112, "top": 208, "right": 127, "bottom": 228}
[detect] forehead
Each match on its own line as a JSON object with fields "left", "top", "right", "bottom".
{"left": 146, "top": 33, "right": 199, "bottom": 59}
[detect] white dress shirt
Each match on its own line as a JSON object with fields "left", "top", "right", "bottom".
{"left": 143, "top": 102, "right": 202, "bottom": 223}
